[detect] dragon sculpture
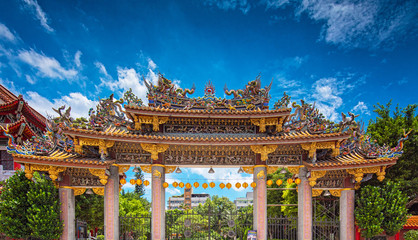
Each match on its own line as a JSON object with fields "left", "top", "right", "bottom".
{"left": 273, "top": 92, "right": 291, "bottom": 110}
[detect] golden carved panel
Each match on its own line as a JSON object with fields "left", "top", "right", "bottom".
{"left": 89, "top": 169, "right": 108, "bottom": 185}
{"left": 308, "top": 170, "right": 327, "bottom": 187}
{"left": 312, "top": 189, "right": 323, "bottom": 197}
{"left": 330, "top": 189, "right": 342, "bottom": 197}
{"left": 250, "top": 145, "right": 278, "bottom": 161}
{"left": 140, "top": 165, "right": 152, "bottom": 173}
{"left": 140, "top": 143, "right": 169, "bottom": 160}
{"left": 134, "top": 115, "right": 169, "bottom": 131}
{"left": 267, "top": 166, "right": 279, "bottom": 174}
{"left": 242, "top": 167, "right": 254, "bottom": 174}
{"left": 93, "top": 188, "right": 104, "bottom": 196}
{"left": 73, "top": 188, "right": 86, "bottom": 196}
{"left": 74, "top": 137, "right": 115, "bottom": 155}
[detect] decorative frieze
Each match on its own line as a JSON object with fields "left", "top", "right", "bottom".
{"left": 250, "top": 117, "right": 284, "bottom": 132}
{"left": 140, "top": 143, "right": 169, "bottom": 160}
{"left": 301, "top": 141, "right": 340, "bottom": 159}
{"left": 250, "top": 145, "right": 278, "bottom": 161}
{"left": 133, "top": 115, "right": 169, "bottom": 131}
{"left": 308, "top": 170, "right": 327, "bottom": 187}
{"left": 346, "top": 166, "right": 387, "bottom": 183}
{"left": 89, "top": 169, "right": 108, "bottom": 185}
{"left": 74, "top": 137, "right": 115, "bottom": 155}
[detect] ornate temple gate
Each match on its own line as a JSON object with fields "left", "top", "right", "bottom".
{"left": 5, "top": 76, "right": 405, "bottom": 240}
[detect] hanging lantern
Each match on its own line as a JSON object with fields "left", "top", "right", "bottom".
{"left": 186, "top": 183, "right": 192, "bottom": 189}
{"left": 143, "top": 180, "right": 150, "bottom": 186}
{"left": 276, "top": 179, "right": 283, "bottom": 186}
{"left": 251, "top": 182, "right": 257, "bottom": 188}
{"left": 136, "top": 179, "right": 142, "bottom": 185}
{"left": 193, "top": 182, "right": 199, "bottom": 188}
{"left": 202, "top": 183, "right": 208, "bottom": 189}
{"left": 235, "top": 183, "right": 241, "bottom": 189}
{"left": 120, "top": 178, "right": 126, "bottom": 185}
{"left": 295, "top": 178, "right": 301, "bottom": 185}
{"left": 129, "top": 179, "right": 135, "bottom": 185}
{"left": 173, "top": 182, "right": 179, "bottom": 188}
{"left": 242, "top": 182, "right": 249, "bottom": 189}
{"left": 179, "top": 182, "right": 184, "bottom": 188}
{"left": 226, "top": 183, "right": 232, "bottom": 189}
{"left": 209, "top": 182, "right": 215, "bottom": 188}
{"left": 266, "top": 180, "right": 273, "bottom": 186}
{"left": 287, "top": 178, "right": 293, "bottom": 184}
{"left": 219, "top": 183, "right": 225, "bottom": 189}
{"left": 163, "top": 182, "right": 169, "bottom": 188}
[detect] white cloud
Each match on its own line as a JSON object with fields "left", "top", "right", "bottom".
{"left": 25, "top": 74, "right": 36, "bottom": 84}
{"left": 74, "top": 51, "right": 82, "bottom": 68}
{"left": 25, "top": 91, "right": 97, "bottom": 118}
{"left": 204, "top": 0, "right": 251, "bottom": 14}
{"left": 18, "top": 49, "right": 78, "bottom": 80}
{"left": 298, "top": 0, "right": 417, "bottom": 49}
{"left": 0, "top": 23, "right": 17, "bottom": 43}
{"left": 167, "top": 188, "right": 181, "bottom": 195}
{"left": 96, "top": 59, "right": 164, "bottom": 104}
{"left": 398, "top": 78, "right": 408, "bottom": 85}
{"left": 0, "top": 78, "right": 19, "bottom": 95}
{"left": 310, "top": 77, "right": 345, "bottom": 121}
{"left": 352, "top": 101, "right": 370, "bottom": 115}
{"left": 264, "top": 0, "right": 290, "bottom": 9}
{"left": 21, "top": 0, "right": 54, "bottom": 32}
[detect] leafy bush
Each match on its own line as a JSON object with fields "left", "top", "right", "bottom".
{"left": 96, "top": 235, "right": 105, "bottom": 240}
{"left": 404, "top": 230, "right": 418, "bottom": 240}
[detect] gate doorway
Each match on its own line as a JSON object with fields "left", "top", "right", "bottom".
{"left": 313, "top": 196, "right": 340, "bottom": 240}
{"left": 166, "top": 204, "right": 252, "bottom": 240}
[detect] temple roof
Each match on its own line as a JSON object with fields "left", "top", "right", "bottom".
{"left": 405, "top": 216, "right": 418, "bottom": 229}
{"left": 0, "top": 116, "right": 37, "bottom": 141}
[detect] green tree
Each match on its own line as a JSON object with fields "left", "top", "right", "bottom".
{"left": 367, "top": 102, "right": 418, "bottom": 202}
{"left": 134, "top": 167, "right": 145, "bottom": 197}
{"left": 0, "top": 170, "right": 32, "bottom": 239}
{"left": 26, "top": 172, "right": 63, "bottom": 240}
{"left": 266, "top": 168, "right": 295, "bottom": 217}
{"left": 281, "top": 181, "right": 297, "bottom": 218}
{"left": 355, "top": 185, "right": 385, "bottom": 239}
{"left": 75, "top": 194, "right": 104, "bottom": 230}
{"left": 119, "top": 192, "right": 151, "bottom": 240}
{"left": 381, "top": 181, "right": 409, "bottom": 236}
{"left": 404, "top": 230, "right": 418, "bottom": 240}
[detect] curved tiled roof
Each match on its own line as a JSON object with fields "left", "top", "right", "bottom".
{"left": 405, "top": 216, "right": 418, "bottom": 229}
{"left": 64, "top": 127, "right": 350, "bottom": 145}
{"left": 0, "top": 116, "right": 37, "bottom": 140}
{"left": 12, "top": 153, "right": 111, "bottom": 168}
{"left": 124, "top": 105, "right": 292, "bottom": 118}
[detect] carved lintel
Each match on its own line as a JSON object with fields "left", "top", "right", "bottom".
{"left": 312, "top": 189, "right": 323, "bottom": 197}
{"left": 114, "top": 165, "right": 130, "bottom": 174}
{"left": 93, "top": 188, "right": 104, "bottom": 196}
{"left": 250, "top": 145, "right": 278, "bottom": 161}
{"left": 330, "top": 189, "right": 342, "bottom": 197}
{"left": 165, "top": 166, "right": 177, "bottom": 174}
{"left": 74, "top": 137, "right": 114, "bottom": 155}
{"left": 89, "top": 169, "right": 108, "bottom": 185}
{"left": 48, "top": 166, "right": 66, "bottom": 181}
{"left": 140, "top": 143, "right": 169, "bottom": 160}
{"left": 24, "top": 164, "right": 66, "bottom": 182}
{"left": 73, "top": 188, "right": 86, "bottom": 196}
{"left": 308, "top": 170, "right": 327, "bottom": 187}
{"left": 301, "top": 142, "right": 317, "bottom": 159}
{"left": 134, "top": 115, "right": 169, "bottom": 131}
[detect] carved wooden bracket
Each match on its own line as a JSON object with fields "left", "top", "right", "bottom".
{"left": 140, "top": 143, "right": 169, "bottom": 160}
{"left": 250, "top": 117, "right": 284, "bottom": 133}
{"left": 242, "top": 167, "right": 254, "bottom": 174}
{"left": 24, "top": 164, "right": 66, "bottom": 182}
{"left": 330, "top": 189, "right": 342, "bottom": 197}
{"left": 346, "top": 166, "right": 387, "bottom": 183}
{"left": 140, "top": 165, "right": 152, "bottom": 173}
{"left": 93, "top": 188, "right": 104, "bottom": 195}
{"left": 73, "top": 188, "right": 86, "bottom": 196}
{"left": 74, "top": 137, "right": 115, "bottom": 155}
{"left": 267, "top": 166, "right": 278, "bottom": 174}
{"left": 308, "top": 170, "right": 327, "bottom": 187}
{"left": 287, "top": 166, "right": 303, "bottom": 175}
{"left": 301, "top": 141, "right": 341, "bottom": 159}
{"left": 89, "top": 169, "right": 108, "bottom": 185}
{"left": 312, "top": 189, "right": 323, "bottom": 197}
{"left": 250, "top": 145, "right": 278, "bottom": 161}
{"left": 133, "top": 115, "right": 169, "bottom": 131}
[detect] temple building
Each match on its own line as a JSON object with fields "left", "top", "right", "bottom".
{"left": 3, "top": 75, "right": 409, "bottom": 240}
{"left": 234, "top": 192, "right": 254, "bottom": 209}
{"left": 0, "top": 84, "right": 45, "bottom": 181}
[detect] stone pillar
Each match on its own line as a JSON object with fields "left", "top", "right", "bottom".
{"left": 104, "top": 166, "right": 119, "bottom": 240}
{"left": 340, "top": 190, "right": 355, "bottom": 240}
{"left": 298, "top": 167, "right": 312, "bottom": 240}
{"left": 59, "top": 188, "right": 75, "bottom": 240}
{"left": 152, "top": 165, "right": 165, "bottom": 240}
{"left": 253, "top": 165, "right": 267, "bottom": 240}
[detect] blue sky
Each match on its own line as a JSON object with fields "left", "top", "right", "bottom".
{"left": 0, "top": 0, "right": 417, "bottom": 203}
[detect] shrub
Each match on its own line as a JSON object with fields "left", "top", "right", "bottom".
{"left": 404, "top": 230, "right": 418, "bottom": 240}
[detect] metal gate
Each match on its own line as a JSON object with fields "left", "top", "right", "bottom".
{"left": 166, "top": 206, "right": 252, "bottom": 239}
{"left": 267, "top": 215, "right": 297, "bottom": 240}
{"left": 313, "top": 197, "right": 340, "bottom": 240}
{"left": 120, "top": 214, "right": 151, "bottom": 240}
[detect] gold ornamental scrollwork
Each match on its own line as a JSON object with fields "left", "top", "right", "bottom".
{"left": 113, "top": 164, "right": 130, "bottom": 174}
{"left": 74, "top": 137, "right": 115, "bottom": 155}
{"left": 312, "top": 189, "right": 323, "bottom": 197}
{"left": 153, "top": 170, "right": 162, "bottom": 179}
{"left": 346, "top": 166, "right": 382, "bottom": 183}
{"left": 133, "top": 115, "right": 169, "bottom": 131}
{"left": 24, "top": 164, "right": 33, "bottom": 179}
{"left": 73, "top": 188, "right": 86, "bottom": 196}
{"left": 140, "top": 165, "right": 152, "bottom": 173}
{"left": 165, "top": 166, "right": 177, "bottom": 174}
{"left": 330, "top": 189, "right": 342, "bottom": 197}
{"left": 242, "top": 167, "right": 254, "bottom": 174}
{"left": 250, "top": 117, "right": 283, "bottom": 133}
{"left": 308, "top": 170, "right": 327, "bottom": 187}
{"left": 89, "top": 169, "right": 108, "bottom": 185}
{"left": 92, "top": 188, "right": 104, "bottom": 196}
{"left": 257, "top": 170, "right": 265, "bottom": 180}
{"left": 377, "top": 166, "right": 386, "bottom": 182}
{"left": 23, "top": 164, "right": 66, "bottom": 181}
{"left": 48, "top": 166, "right": 66, "bottom": 181}
{"left": 140, "top": 143, "right": 169, "bottom": 160}
{"left": 287, "top": 166, "right": 303, "bottom": 175}
{"left": 301, "top": 141, "right": 340, "bottom": 158}
{"left": 267, "top": 166, "right": 279, "bottom": 174}
{"left": 250, "top": 145, "right": 278, "bottom": 161}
